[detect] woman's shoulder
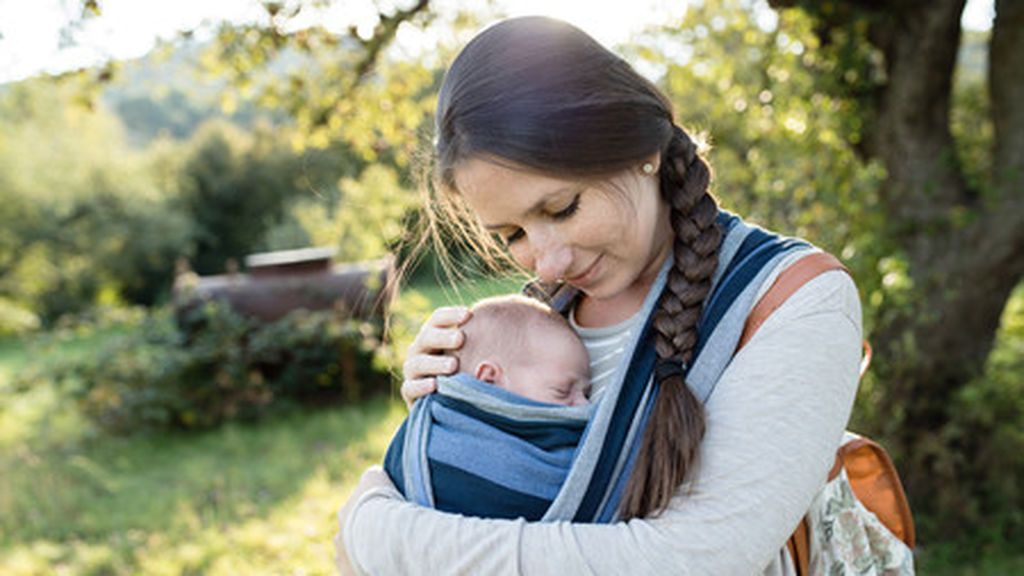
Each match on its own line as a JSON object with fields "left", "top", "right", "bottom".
{"left": 759, "top": 250, "right": 862, "bottom": 334}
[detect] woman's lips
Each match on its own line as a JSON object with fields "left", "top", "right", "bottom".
{"left": 566, "top": 255, "right": 602, "bottom": 286}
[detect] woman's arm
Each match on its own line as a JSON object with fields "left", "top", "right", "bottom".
{"left": 342, "top": 271, "right": 861, "bottom": 575}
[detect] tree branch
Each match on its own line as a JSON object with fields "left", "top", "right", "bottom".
{"left": 350, "top": 0, "right": 432, "bottom": 87}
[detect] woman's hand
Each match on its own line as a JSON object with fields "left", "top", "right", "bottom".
{"left": 401, "top": 306, "right": 471, "bottom": 408}
{"left": 334, "top": 466, "right": 398, "bottom": 575}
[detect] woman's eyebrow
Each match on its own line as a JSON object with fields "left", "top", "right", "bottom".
{"left": 482, "top": 185, "right": 579, "bottom": 230}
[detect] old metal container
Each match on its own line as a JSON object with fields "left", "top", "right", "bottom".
{"left": 174, "top": 247, "right": 394, "bottom": 323}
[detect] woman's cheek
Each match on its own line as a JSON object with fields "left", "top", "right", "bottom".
{"left": 508, "top": 243, "right": 533, "bottom": 272}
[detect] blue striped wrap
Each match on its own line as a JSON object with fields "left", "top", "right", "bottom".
{"left": 384, "top": 211, "right": 816, "bottom": 522}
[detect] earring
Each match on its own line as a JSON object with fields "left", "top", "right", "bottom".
{"left": 642, "top": 162, "right": 655, "bottom": 175}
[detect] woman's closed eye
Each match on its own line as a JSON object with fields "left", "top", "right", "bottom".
{"left": 502, "top": 193, "right": 581, "bottom": 245}
{"left": 550, "top": 193, "right": 581, "bottom": 221}
{"left": 504, "top": 228, "right": 525, "bottom": 244}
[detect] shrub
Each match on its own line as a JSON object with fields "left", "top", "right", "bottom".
{"left": 0, "top": 296, "right": 40, "bottom": 337}
{"left": 43, "top": 303, "right": 391, "bottom": 434}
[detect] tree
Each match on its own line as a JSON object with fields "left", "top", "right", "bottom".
{"left": 766, "top": 0, "right": 1022, "bottom": 534}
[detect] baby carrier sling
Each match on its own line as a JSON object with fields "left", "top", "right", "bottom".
{"left": 385, "top": 211, "right": 844, "bottom": 523}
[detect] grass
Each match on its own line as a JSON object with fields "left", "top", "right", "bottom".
{"left": 403, "top": 273, "right": 528, "bottom": 309}
{"left": 0, "top": 324, "right": 137, "bottom": 450}
{"left": 0, "top": 319, "right": 408, "bottom": 575}
{"left": 0, "top": 389, "right": 405, "bottom": 575}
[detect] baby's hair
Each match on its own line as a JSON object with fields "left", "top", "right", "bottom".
{"left": 455, "top": 294, "right": 576, "bottom": 374}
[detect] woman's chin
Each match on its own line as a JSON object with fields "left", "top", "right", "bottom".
{"left": 573, "top": 277, "right": 617, "bottom": 300}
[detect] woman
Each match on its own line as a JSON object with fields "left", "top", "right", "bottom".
{"left": 336, "top": 16, "right": 862, "bottom": 575}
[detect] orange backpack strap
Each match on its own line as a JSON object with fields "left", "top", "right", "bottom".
{"left": 737, "top": 251, "right": 850, "bottom": 352}
{"left": 785, "top": 518, "right": 812, "bottom": 576}
{"left": 840, "top": 436, "right": 917, "bottom": 548}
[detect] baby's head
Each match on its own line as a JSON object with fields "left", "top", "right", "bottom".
{"left": 455, "top": 295, "right": 590, "bottom": 406}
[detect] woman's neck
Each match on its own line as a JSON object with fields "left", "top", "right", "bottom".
{"left": 573, "top": 288, "right": 645, "bottom": 327}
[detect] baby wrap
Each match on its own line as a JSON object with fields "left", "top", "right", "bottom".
{"left": 384, "top": 373, "right": 592, "bottom": 520}
{"left": 384, "top": 211, "right": 815, "bottom": 522}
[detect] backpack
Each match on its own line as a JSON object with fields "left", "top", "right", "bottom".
{"left": 738, "top": 252, "right": 916, "bottom": 575}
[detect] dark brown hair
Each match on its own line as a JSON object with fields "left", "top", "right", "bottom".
{"left": 428, "top": 16, "right": 721, "bottom": 519}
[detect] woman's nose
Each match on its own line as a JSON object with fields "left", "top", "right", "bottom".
{"left": 531, "top": 234, "right": 573, "bottom": 283}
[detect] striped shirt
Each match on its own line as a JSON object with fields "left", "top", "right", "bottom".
{"left": 570, "top": 306, "right": 643, "bottom": 402}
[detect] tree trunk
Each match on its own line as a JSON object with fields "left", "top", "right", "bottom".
{"left": 772, "top": 0, "right": 1024, "bottom": 532}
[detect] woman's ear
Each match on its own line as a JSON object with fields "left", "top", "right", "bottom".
{"left": 640, "top": 152, "right": 660, "bottom": 175}
{"left": 474, "top": 361, "right": 504, "bottom": 384}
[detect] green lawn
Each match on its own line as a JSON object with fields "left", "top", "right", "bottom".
{"left": 0, "top": 387, "right": 405, "bottom": 575}
{"left": 0, "top": 321, "right": 407, "bottom": 575}
{"left": 404, "top": 274, "right": 528, "bottom": 309}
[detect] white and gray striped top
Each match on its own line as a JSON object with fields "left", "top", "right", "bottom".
{"left": 569, "top": 307, "right": 643, "bottom": 402}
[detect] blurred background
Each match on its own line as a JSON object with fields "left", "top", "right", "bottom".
{"left": 0, "top": 0, "right": 1019, "bottom": 573}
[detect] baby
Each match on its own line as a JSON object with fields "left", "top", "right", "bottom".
{"left": 384, "top": 293, "right": 593, "bottom": 520}
{"left": 454, "top": 294, "right": 591, "bottom": 406}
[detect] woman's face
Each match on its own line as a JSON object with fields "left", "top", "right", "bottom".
{"left": 454, "top": 157, "right": 672, "bottom": 301}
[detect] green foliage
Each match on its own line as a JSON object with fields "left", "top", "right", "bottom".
{"left": 34, "top": 304, "right": 390, "bottom": 434}
{"left": 951, "top": 47, "right": 995, "bottom": 199}
{"left": 635, "top": 0, "right": 887, "bottom": 274}
{"left": 0, "top": 79, "right": 194, "bottom": 318}
{"left": 0, "top": 297, "right": 40, "bottom": 337}
{"left": 177, "top": 119, "right": 369, "bottom": 274}
{"left": 113, "top": 89, "right": 213, "bottom": 144}
{"left": 197, "top": 7, "right": 444, "bottom": 165}
{"left": 927, "top": 284, "right": 1024, "bottom": 542}
{"left": 179, "top": 122, "right": 292, "bottom": 274}
{"left": 274, "top": 164, "right": 419, "bottom": 262}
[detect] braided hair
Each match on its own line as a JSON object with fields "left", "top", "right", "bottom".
{"left": 427, "top": 16, "right": 723, "bottom": 519}
{"left": 620, "top": 126, "right": 721, "bottom": 519}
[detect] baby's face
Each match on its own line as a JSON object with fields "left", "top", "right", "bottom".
{"left": 504, "top": 325, "right": 591, "bottom": 406}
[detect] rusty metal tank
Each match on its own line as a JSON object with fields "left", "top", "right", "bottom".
{"left": 173, "top": 247, "right": 394, "bottom": 323}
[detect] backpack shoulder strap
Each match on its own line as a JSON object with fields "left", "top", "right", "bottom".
{"left": 839, "top": 435, "right": 917, "bottom": 548}
{"left": 737, "top": 251, "right": 850, "bottom": 352}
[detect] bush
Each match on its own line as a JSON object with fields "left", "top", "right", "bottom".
{"left": 42, "top": 303, "right": 391, "bottom": 434}
{"left": 0, "top": 296, "right": 40, "bottom": 337}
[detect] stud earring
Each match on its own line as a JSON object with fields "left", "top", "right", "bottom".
{"left": 642, "top": 162, "right": 655, "bottom": 175}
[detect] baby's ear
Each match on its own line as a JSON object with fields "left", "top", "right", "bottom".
{"left": 474, "top": 361, "right": 503, "bottom": 384}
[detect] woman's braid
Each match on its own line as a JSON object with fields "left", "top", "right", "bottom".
{"left": 654, "top": 126, "right": 721, "bottom": 363}
{"left": 620, "top": 125, "right": 722, "bottom": 520}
